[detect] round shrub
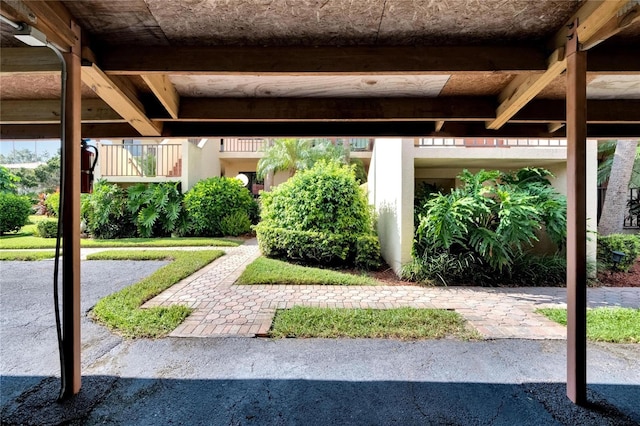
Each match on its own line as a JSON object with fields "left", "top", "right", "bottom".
{"left": 256, "top": 160, "right": 380, "bottom": 268}
{"left": 0, "top": 192, "right": 32, "bottom": 235}
{"left": 184, "top": 177, "right": 255, "bottom": 237}
{"left": 36, "top": 219, "right": 59, "bottom": 238}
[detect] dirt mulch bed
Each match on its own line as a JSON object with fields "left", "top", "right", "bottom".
{"left": 362, "top": 259, "right": 640, "bottom": 288}
{"left": 596, "top": 258, "right": 640, "bottom": 287}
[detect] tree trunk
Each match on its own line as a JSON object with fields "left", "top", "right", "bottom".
{"left": 598, "top": 140, "right": 639, "bottom": 235}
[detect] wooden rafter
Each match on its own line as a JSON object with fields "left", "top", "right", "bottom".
{"left": 81, "top": 63, "right": 162, "bottom": 136}
{"left": 141, "top": 74, "right": 180, "bottom": 119}
{"left": 487, "top": 0, "right": 632, "bottom": 130}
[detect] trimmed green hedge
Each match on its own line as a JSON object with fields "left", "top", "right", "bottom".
{"left": 36, "top": 219, "right": 58, "bottom": 238}
{"left": 598, "top": 234, "right": 640, "bottom": 272}
{"left": 255, "top": 225, "right": 380, "bottom": 269}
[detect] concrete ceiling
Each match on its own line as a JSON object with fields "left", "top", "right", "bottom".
{"left": 0, "top": 0, "right": 639, "bottom": 139}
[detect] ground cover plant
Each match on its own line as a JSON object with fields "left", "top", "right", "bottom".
{"left": 0, "top": 250, "right": 55, "bottom": 261}
{"left": 269, "top": 306, "right": 480, "bottom": 340}
{"left": 237, "top": 257, "right": 377, "bottom": 286}
{"left": 537, "top": 307, "right": 640, "bottom": 343}
{"left": 597, "top": 234, "right": 640, "bottom": 272}
{"left": 406, "top": 167, "right": 567, "bottom": 286}
{"left": 255, "top": 160, "right": 380, "bottom": 269}
{"left": 90, "top": 249, "right": 224, "bottom": 338}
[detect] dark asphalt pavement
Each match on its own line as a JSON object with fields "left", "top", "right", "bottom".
{"left": 1, "top": 260, "right": 639, "bottom": 425}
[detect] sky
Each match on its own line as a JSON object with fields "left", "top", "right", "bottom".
{"left": 0, "top": 140, "right": 61, "bottom": 159}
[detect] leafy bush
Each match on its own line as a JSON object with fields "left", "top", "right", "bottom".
{"left": 219, "top": 210, "right": 252, "bottom": 236}
{"left": 184, "top": 177, "right": 255, "bottom": 237}
{"left": 44, "top": 191, "right": 60, "bottom": 217}
{"left": 597, "top": 234, "right": 640, "bottom": 272}
{"left": 414, "top": 168, "right": 566, "bottom": 273}
{"left": 36, "top": 219, "right": 58, "bottom": 238}
{"left": 0, "top": 166, "right": 20, "bottom": 194}
{"left": 257, "top": 160, "right": 380, "bottom": 268}
{"left": 85, "top": 180, "right": 136, "bottom": 239}
{"left": 127, "top": 182, "right": 188, "bottom": 238}
{"left": 0, "top": 192, "right": 31, "bottom": 234}
{"left": 355, "top": 235, "right": 381, "bottom": 270}
{"left": 401, "top": 251, "right": 566, "bottom": 287}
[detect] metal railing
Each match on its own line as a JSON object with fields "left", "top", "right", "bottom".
{"left": 99, "top": 143, "right": 182, "bottom": 177}
{"left": 417, "top": 138, "right": 567, "bottom": 147}
{"left": 597, "top": 187, "right": 640, "bottom": 229}
{"left": 221, "top": 138, "right": 266, "bottom": 152}
{"left": 220, "top": 138, "right": 374, "bottom": 153}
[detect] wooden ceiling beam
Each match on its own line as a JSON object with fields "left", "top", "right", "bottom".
{"left": 0, "top": 47, "right": 60, "bottom": 75}
{"left": 0, "top": 123, "right": 140, "bottom": 139}
{"left": 169, "top": 97, "right": 497, "bottom": 122}
{"left": 97, "top": 46, "right": 548, "bottom": 75}
{"left": 0, "top": 0, "right": 78, "bottom": 51}
{"left": 3, "top": 121, "right": 637, "bottom": 140}
{"left": 81, "top": 63, "right": 162, "bottom": 136}
{"left": 146, "top": 98, "right": 640, "bottom": 123}
{"left": 141, "top": 74, "right": 180, "bottom": 119}
{"left": 0, "top": 99, "right": 124, "bottom": 124}
{"left": 488, "top": 0, "right": 632, "bottom": 130}
{"left": 2, "top": 46, "right": 636, "bottom": 76}
{"left": 2, "top": 97, "right": 636, "bottom": 125}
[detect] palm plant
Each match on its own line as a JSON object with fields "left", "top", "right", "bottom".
{"left": 257, "top": 138, "right": 346, "bottom": 180}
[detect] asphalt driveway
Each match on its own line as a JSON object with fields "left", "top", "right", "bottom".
{"left": 1, "top": 260, "right": 639, "bottom": 425}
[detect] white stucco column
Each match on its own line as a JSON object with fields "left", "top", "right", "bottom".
{"left": 368, "top": 138, "right": 414, "bottom": 274}
{"left": 586, "top": 139, "right": 598, "bottom": 267}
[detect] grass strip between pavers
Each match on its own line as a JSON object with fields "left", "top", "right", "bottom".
{"left": 237, "top": 257, "right": 377, "bottom": 286}
{"left": 269, "top": 306, "right": 481, "bottom": 340}
{"left": 0, "top": 250, "right": 56, "bottom": 261}
{"left": 89, "top": 249, "right": 224, "bottom": 338}
{"left": 0, "top": 235, "right": 240, "bottom": 250}
{"left": 537, "top": 307, "right": 640, "bottom": 343}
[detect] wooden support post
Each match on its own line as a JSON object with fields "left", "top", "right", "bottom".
{"left": 565, "top": 19, "right": 588, "bottom": 406}
{"left": 61, "top": 22, "right": 82, "bottom": 399}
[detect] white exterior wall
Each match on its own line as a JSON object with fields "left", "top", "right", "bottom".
{"left": 368, "top": 138, "right": 414, "bottom": 274}
{"left": 181, "top": 139, "right": 221, "bottom": 190}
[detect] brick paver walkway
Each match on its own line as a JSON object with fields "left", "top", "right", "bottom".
{"left": 140, "top": 241, "right": 640, "bottom": 340}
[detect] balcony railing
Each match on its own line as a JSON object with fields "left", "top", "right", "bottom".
{"left": 417, "top": 138, "right": 568, "bottom": 148}
{"left": 220, "top": 138, "right": 374, "bottom": 153}
{"left": 221, "top": 138, "right": 266, "bottom": 152}
{"left": 99, "top": 143, "right": 182, "bottom": 178}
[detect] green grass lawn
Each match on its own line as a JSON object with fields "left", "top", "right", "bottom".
{"left": 0, "top": 250, "right": 56, "bottom": 261}
{"left": 237, "top": 257, "right": 377, "bottom": 286}
{"left": 89, "top": 249, "right": 224, "bottom": 338}
{"left": 269, "top": 306, "right": 480, "bottom": 340}
{"left": 0, "top": 216, "right": 240, "bottom": 249}
{"left": 537, "top": 307, "right": 640, "bottom": 343}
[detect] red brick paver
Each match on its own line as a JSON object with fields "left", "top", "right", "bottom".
{"left": 141, "top": 240, "right": 640, "bottom": 339}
